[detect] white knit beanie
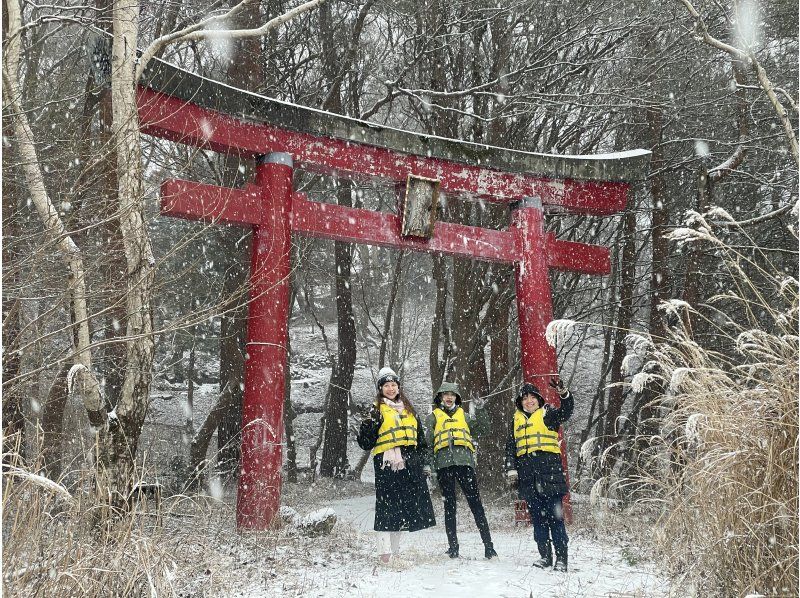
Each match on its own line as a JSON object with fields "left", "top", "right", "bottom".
{"left": 376, "top": 366, "right": 400, "bottom": 390}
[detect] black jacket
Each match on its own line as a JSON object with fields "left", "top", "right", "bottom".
{"left": 504, "top": 392, "right": 574, "bottom": 497}
{"left": 358, "top": 410, "right": 436, "bottom": 532}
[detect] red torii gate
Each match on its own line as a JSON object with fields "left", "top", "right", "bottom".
{"left": 137, "top": 58, "right": 648, "bottom": 530}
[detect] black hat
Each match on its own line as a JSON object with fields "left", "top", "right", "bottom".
{"left": 515, "top": 383, "right": 544, "bottom": 411}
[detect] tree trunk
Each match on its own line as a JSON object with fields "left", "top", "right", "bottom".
{"left": 646, "top": 107, "right": 672, "bottom": 338}
{"left": 105, "top": 0, "right": 156, "bottom": 503}
{"left": 1, "top": 107, "right": 25, "bottom": 461}
{"left": 682, "top": 59, "right": 749, "bottom": 339}
{"left": 599, "top": 207, "right": 637, "bottom": 474}
{"left": 215, "top": 0, "right": 265, "bottom": 479}
{"left": 320, "top": 185, "right": 357, "bottom": 478}
{"left": 429, "top": 254, "right": 450, "bottom": 391}
{"left": 3, "top": 0, "right": 107, "bottom": 445}
{"left": 449, "top": 252, "right": 483, "bottom": 396}
{"left": 284, "top": 355, "right": 298, "bottom": 483}
{"left": 96, "top": 83, "right": 128, "bottom": 409}
{"left": 482, "top": 267, "right": 513, "bottom": 489}
{"left": 185, "top": 327, "right": 197, "bottom": 440}
{"left": 217, "top": 288, "right": 246, "bottom": 477}
{"left": 190, "top": 382, "right": 237, "bottom": 481}
{"left": 389, "top": 261, "right": 406, "bottom": 369}
{"left": 317, "top": 2, "right": 361, "bottom": 478}
{"left": 41, "top": 363, "right": 71, "bottom": 479}
{"left": 379, "top": 250, "right": 405, "bottom": 368}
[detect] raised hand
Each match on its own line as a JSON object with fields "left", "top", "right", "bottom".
{"left": 549, "top": 377, "right": 568, "bottom": 396}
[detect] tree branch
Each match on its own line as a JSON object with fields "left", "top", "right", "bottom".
{"left": 709, "top": 203, "right": 795, "bottom": 228}
{"left": 2, "top": 0, "right": 105, "bottom": 428}
{"left": 136, "top": 0, "right": 326, "bottom": 83}
{"left": 677, "top": 0, "right": 799, "bottom": 164}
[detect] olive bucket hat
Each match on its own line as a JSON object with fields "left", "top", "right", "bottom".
{"left": 434, "top": 381, "right": 462, "bottom": 407}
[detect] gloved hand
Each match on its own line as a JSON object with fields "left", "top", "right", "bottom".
{"left": 367, "top": 404, "right": 382, "bottom": 422}
{"left": 505, "top": 469, "right": 519, "bottom": 489}
{"left": 473, "top": 397, "right": 486, "bottom": 410}
{"left": 549, "top": 377, "right": 568, "bottom": 397}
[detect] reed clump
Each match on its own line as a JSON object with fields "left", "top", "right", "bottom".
{"left": 627, "top": 217, "right": 798, "bottom": 596}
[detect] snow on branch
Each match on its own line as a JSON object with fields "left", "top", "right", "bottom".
{"left": 657, "top": 299, "right": 693, "bottom": 318}
{"left": 67, "top": 363, "right": 87, "bottom": 393}
{"left": 666, "top": 227, "right": 718, "bottom": 246}
{"left": 669, "top": 367, "right": 693, "bottom": 393}
{"left": 545, "top": 319, "right": 576, "bottom": 348}
{"left": 708, "top": 203, "right": 796, "bottom": 229}
{"left": 625, "top": 333, "right": 653, "bottom": 354}
{"left": 630, "top": 372, "right": 660, "bottom": 394}
{"left": 3, "top": 466, "right": 76, "bottom": 506}
{"left": 620, "top": 354, "right": 641, "bottom": 376}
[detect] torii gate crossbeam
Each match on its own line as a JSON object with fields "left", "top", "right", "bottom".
{"left": 138, "top": 57, "right": 649, "bottom": 530}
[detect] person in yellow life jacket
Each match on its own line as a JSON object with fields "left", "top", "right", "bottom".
{"left": 357, "top": 367, "right": 436, "bottom": 564}
{"left": 425, "top": 382, "right": 497, "bottom": 560}
{"left": 505, "top": 378, "right": 573, "bottom": 572}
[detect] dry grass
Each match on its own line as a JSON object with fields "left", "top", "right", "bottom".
{"left": 1, "top": 451, "right": 377, "bottom": 597}
{"left": 615, "top": 217, "right": 799, "bottom": 596}
{"left": 2, "top": 453, "right": 179, "bottom": 597}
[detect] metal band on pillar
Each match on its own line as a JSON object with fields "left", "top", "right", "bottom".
{"left": 258, "top": 152, "right": 294, "bottom": 168}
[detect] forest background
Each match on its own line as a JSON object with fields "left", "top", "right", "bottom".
{"left": 2, "top": 0, "right": 798, "bottom": 595}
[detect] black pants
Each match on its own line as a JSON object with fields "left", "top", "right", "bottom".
{"left": 437, "top": 465, "right": 493, "bottom": 548}
{"left": 519, "top": 485, "right": 568, "bottom": 560}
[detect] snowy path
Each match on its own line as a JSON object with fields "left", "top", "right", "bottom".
{"left": 234, "top": 493, "right": 671, "bottom": 598}
{"left": 328, "top": 496, "right": 667, "bottom": 597}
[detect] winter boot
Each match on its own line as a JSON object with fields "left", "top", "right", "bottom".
{"left": 446, "top": 545, "right": 459, "bottom": 558}
{"left": 553, "top": 549, "right": 568, "bottom": 572}
{"left": 532, "top": 543, "right": 552, "bottom": 569}
{"left": 484, "top": 543, "right": 498, "bottom": 559}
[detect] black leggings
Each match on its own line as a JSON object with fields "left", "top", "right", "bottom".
{"left": 437, "top": 465, "right": 492, "bottom": 548}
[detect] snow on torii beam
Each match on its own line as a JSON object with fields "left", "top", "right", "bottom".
{"left": 137, "top": 57, "right": 648, "bottom": 212}
{"left": 138, "top": 56, "right": 649, "bottom": 530}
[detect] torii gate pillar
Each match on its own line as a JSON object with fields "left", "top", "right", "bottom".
{"left": 237, "top": 153, "right": 293, "bottom": 529}
{"left": 512, "top": 197, "right": 559, "bottom": 391}
{"left": 511, "top": 196, "right": 573, "bottom": 519}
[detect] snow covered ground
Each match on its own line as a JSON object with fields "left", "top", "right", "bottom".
{"left": 219, "top": 490, "right": 671, "bottom": 598}
{"left": 131, "top": 318, "right": 673, "bottom": 596}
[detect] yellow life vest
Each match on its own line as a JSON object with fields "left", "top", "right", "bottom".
{"left": 432, "top": 407, "right": 475, "bottom": 453}
{"left": 514, "top": 409, "right": 560, "bottom": 456}
{"left": 373, "top": 403, "right": 418, "bottom": 456}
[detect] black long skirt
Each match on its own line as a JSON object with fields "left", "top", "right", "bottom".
{"left": 372, "top": 453, "right": 436, "bottom": 532}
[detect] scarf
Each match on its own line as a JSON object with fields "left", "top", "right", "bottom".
{"left": 382, "top": 397, "right": 405, "bottom": 413}
{"left": 381, "top": 397, "right": 407, "bottom": 471}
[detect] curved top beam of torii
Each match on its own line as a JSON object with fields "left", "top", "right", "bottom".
{"left": 137, "top": 57, "right": 650, "bottom": 214}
